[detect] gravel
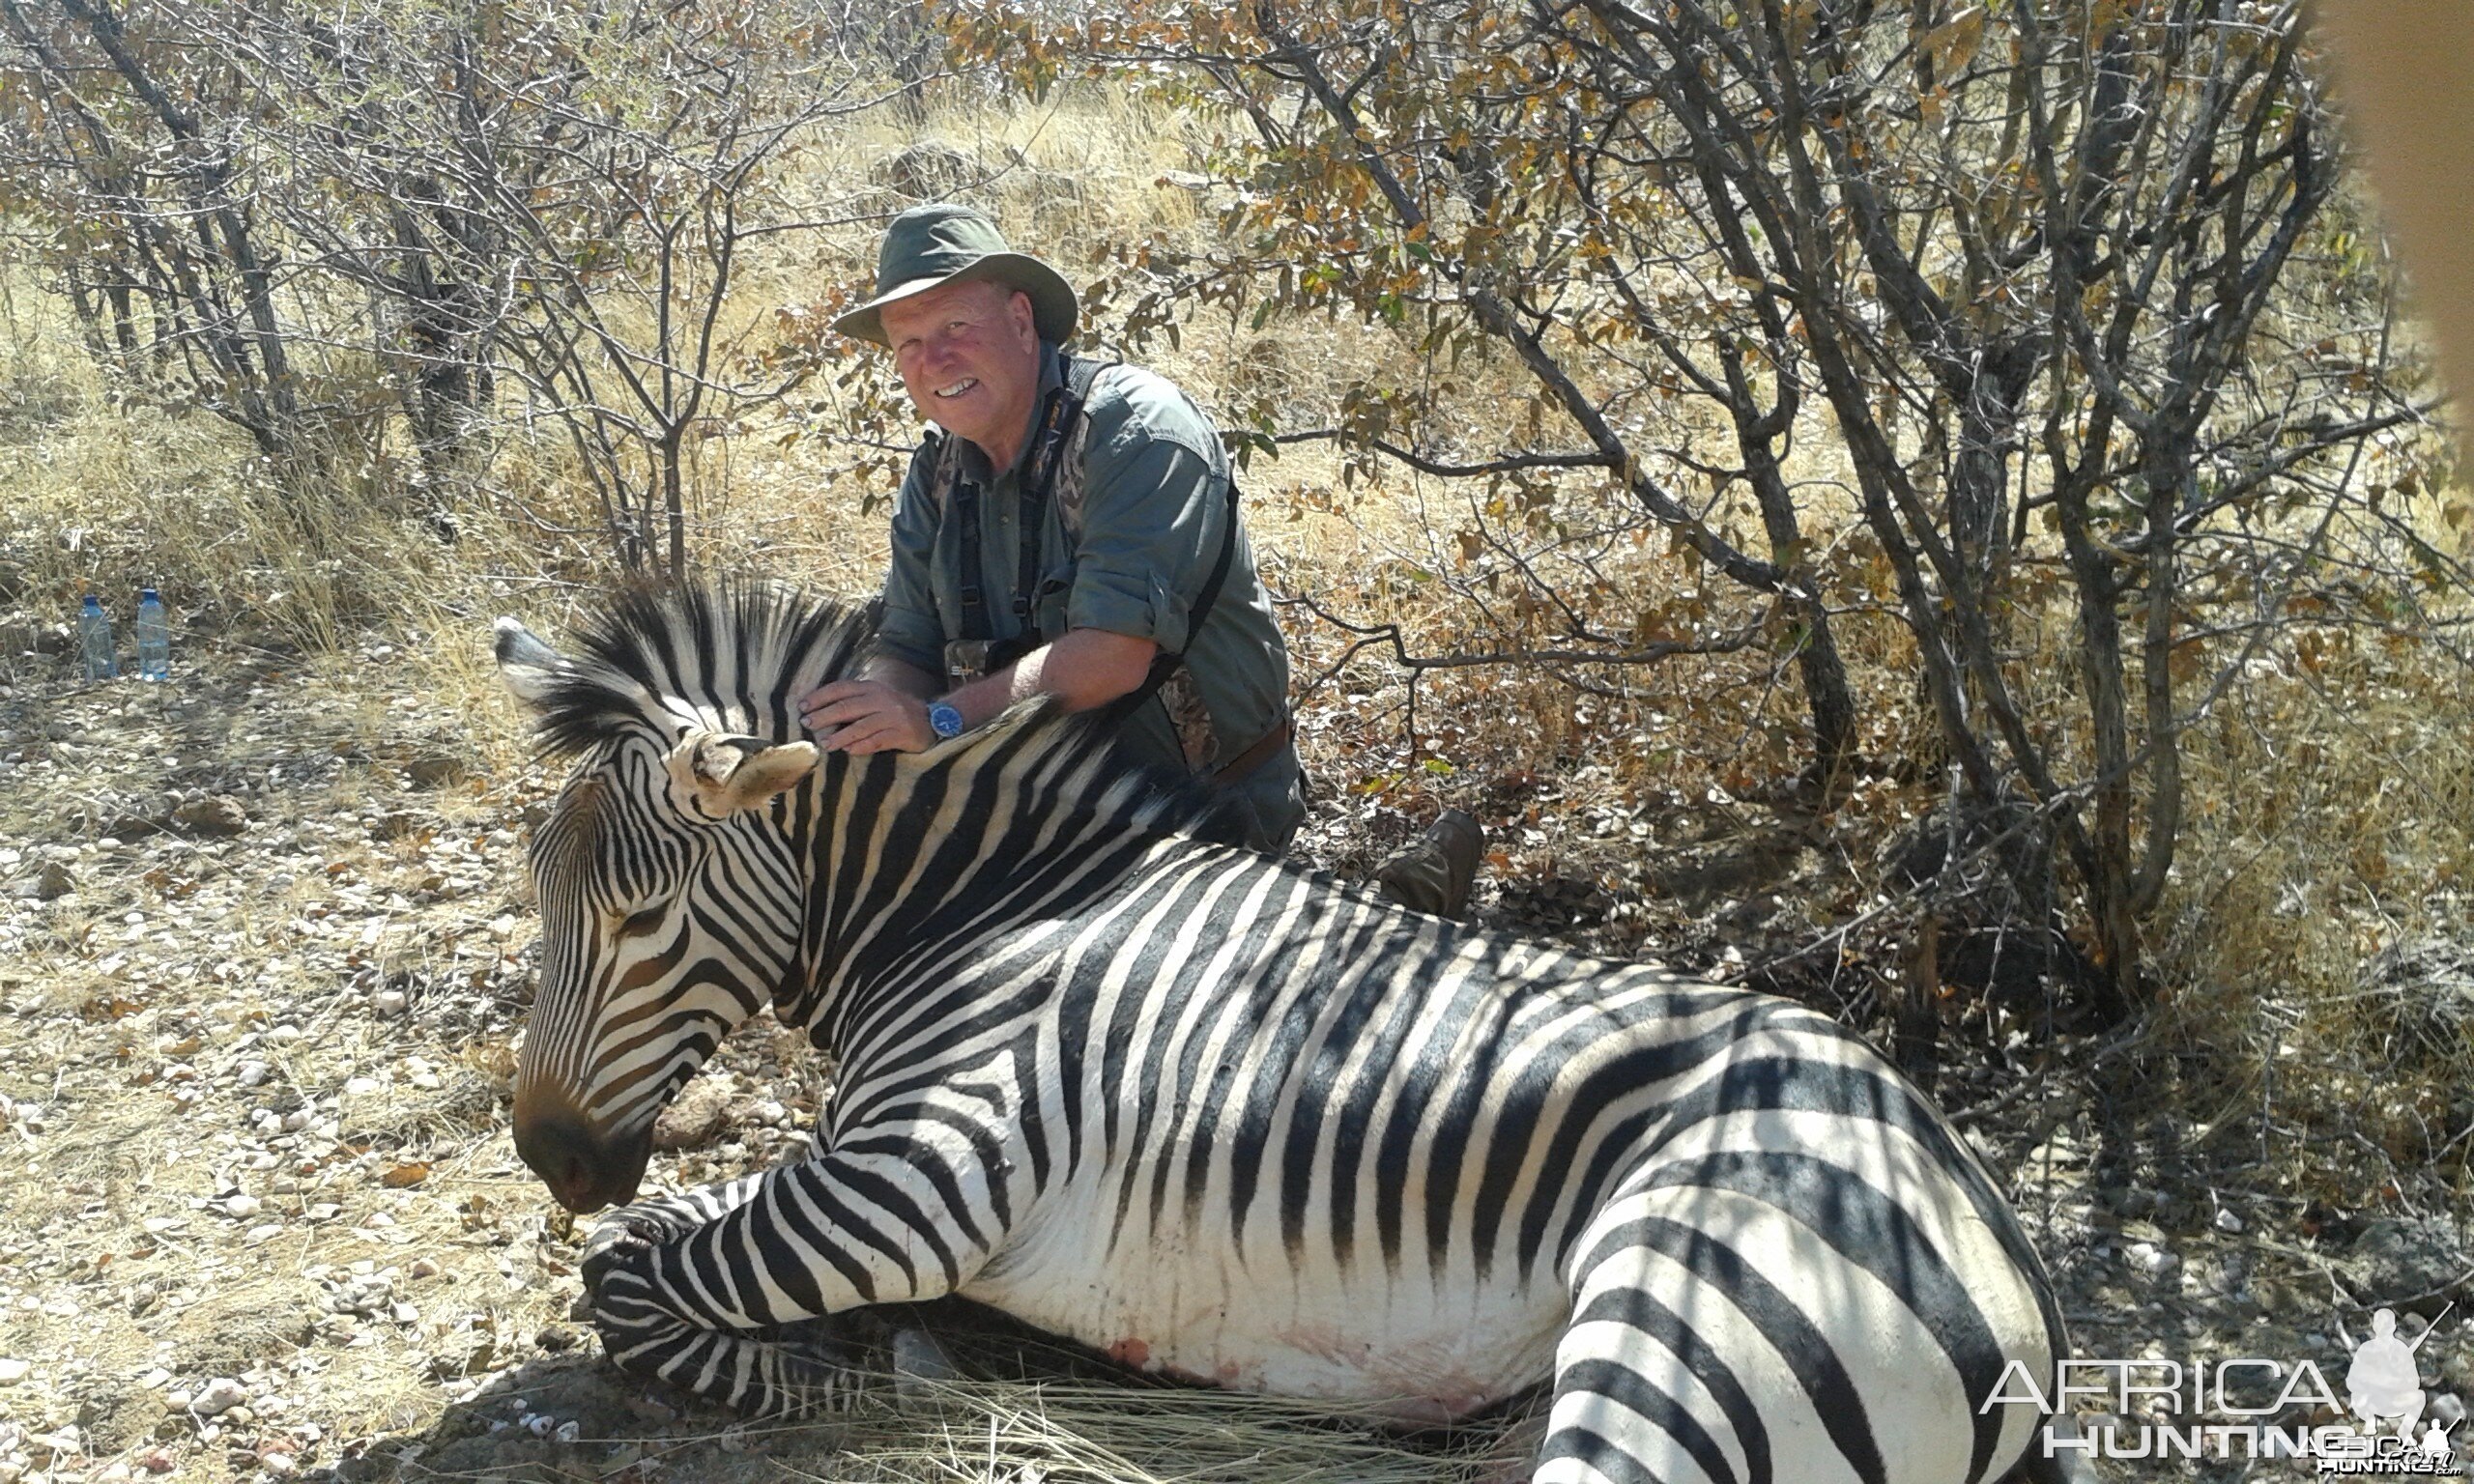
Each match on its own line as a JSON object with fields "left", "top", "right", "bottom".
{"left": 0, "top": 633, "right": 2463, "bottom": 1483}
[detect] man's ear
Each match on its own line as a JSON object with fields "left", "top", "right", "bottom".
{"left": 664, "top": 729, "right": 819, "bottom": 820}
{"left": 494, "top": 617, "right": 567, "bottom": 708}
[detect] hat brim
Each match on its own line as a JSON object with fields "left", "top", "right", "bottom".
{"left": 830, "top": 251, "right": 1079, "bottom": 348}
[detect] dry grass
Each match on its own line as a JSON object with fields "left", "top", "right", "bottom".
{"left": 1, "top": 72, "right": 2470, "bottom": 1484}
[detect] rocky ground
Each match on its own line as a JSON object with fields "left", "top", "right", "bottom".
{"left": 0, "top": 628, "right": 2465, "bottom": 1484}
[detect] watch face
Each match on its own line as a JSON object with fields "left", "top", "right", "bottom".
{"left": 930, "top": 702, "right": 964, "bottom": 738}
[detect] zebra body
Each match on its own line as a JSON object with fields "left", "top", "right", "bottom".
{"left": 496, "top": 586, "right": 2072, "bottom": 1484}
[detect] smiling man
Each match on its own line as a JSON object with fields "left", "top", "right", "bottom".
{"left": 801, "top": 204, "right": 1306, "bottom": 852}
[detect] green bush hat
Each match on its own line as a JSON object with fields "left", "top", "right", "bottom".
{"left": 831, "top": 204, "right": 1079, "bottom": 348}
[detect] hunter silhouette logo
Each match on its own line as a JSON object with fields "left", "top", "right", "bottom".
{"left": 2343, "top": 1308, "right": 2433, "bottom": 1442}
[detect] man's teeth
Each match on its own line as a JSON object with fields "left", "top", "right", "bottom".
{"left": 935, "top": 379, "right": 978, "bottom": 398}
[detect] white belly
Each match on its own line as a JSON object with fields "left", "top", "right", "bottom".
{"left": 959, "top": 1176, "right": 1565, "bottom": 1420}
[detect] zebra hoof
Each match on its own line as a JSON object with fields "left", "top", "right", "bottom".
{"left": 580, "top": 1202, "right": 697, "bottom": 1295}
{"left": 579, "top": 1227, "right": 655, "bottom": 1300}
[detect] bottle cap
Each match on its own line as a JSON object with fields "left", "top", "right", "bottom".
{"left": 140, "top": 588, "right": 158, "bottom": 602}
{"left": 82, "top": 594, "right": 102, "bottom": 610}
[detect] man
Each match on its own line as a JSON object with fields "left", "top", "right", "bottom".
{"left": 800, "top": 204, "right": 1307, "bottom": 852}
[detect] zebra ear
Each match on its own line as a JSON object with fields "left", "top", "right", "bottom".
{"left": 664, "top": 730, "right": 819, "bottom": 819}
{"left": 494, "top": 617, "right": 568, "bottom": 707}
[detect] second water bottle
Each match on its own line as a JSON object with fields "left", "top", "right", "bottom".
{"left": 135, "top": 588, "right": 169, "bottom": 681}
{"left": 78, "top": 594, "right": 116, "bottom": 681}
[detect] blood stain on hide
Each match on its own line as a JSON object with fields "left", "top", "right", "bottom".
{"left": 1107, "top": 1337, "right": 1152, "bottom": 1368}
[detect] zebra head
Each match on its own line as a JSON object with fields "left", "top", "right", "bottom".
{"left": 491, "top": 586, "right": 869, "bottom": 1212}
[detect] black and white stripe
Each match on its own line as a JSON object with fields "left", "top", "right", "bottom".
{"left": 496, "top": 585, "right": 2077, "bottom": 1484}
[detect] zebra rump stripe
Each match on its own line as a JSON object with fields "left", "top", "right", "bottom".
{"left": 494, "top": 583, "right": 2078, "bottom": 1484}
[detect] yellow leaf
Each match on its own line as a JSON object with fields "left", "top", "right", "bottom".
{"left": 382, "top": 1162, "right": 432, "bottom": 1189}
{"left": 1924, "top": 6, "right": 1987, "bottom": 75}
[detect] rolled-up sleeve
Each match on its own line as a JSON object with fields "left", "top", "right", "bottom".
{"left": 873, "top": 445, "right": 946, "bottom": 675}
{"left": 1066, "top": 430, "right": 1222, "bottom": 657}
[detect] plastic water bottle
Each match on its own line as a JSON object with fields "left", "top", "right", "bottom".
{"left": 135, "top": 588, "right": 169, "bottom": 680}
{"left": 77, "top": 594, "right": 117, "bottom": 681}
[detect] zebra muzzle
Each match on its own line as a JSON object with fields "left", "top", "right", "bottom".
{"left": 514, "top": 1103, "right": 655, "bottom": 1213}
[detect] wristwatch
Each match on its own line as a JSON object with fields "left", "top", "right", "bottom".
{"left": 927, "top": 700, "right": 967, "bottom": 740}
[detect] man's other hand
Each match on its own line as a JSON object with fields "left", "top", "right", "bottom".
{"left": 800, "top": 679, "right": 935, "bottom": 755}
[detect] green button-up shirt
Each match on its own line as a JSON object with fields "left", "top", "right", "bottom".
{"left": 875, "top": 345, "right": 1297, "bottom": 839}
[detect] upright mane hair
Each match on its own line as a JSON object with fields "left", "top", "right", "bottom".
{"left": 519, "top": 580, "right": 876, "bottom": 759}
{"left": 514, "top": 580, "right": 1238, "bottom": 844}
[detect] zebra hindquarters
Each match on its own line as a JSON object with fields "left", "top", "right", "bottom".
{"left": 1532, "top": 1142, "right": 2055, "bottom": 1484}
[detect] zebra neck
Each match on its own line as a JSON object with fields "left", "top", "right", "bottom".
{"left": 778, "top": 730, "right": 1187, "bottom": 1046}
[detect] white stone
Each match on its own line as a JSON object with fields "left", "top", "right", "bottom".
{"left": 372, "top": 991, "right": 408, "bottom": 1017}
{"left": 235, "top": 1062, "right": 270, "bottom": 1088}
{"left": 343, "top": 1077, "right": 381, "bottom": 1097}
{"left": 2125, "top": 1241, "right": 2179, "bottom": 1276}
{"left": 222, "top": 1194, "right": 262, "bottom": 1219}
{"left": 0, "top": 1358, "right": 27, "bottom": 1384}
{"left": 191, "top": 1377, "right": 247, "bottom": 1416}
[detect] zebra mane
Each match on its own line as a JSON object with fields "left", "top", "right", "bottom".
{"left": 517, "top": 579, "right": 876, "bottom": 759}
{"left": 516, "top": 579, "right": 1239, "bottom": 844}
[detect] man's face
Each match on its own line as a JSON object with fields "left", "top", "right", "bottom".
{"left": 879, "top": 278, "right": 1042, "bottom": 464}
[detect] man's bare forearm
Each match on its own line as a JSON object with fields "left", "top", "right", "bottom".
{"left": 946, "top": 628, "right": 1157, "bottom": 728}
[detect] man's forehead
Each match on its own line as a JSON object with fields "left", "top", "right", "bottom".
{"left": 881, "top": 278, "right": 1020, "bottom": 333}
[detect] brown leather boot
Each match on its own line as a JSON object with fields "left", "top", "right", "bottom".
{"left": 1374, "top": 808, "right": 1484, "bottom": 919}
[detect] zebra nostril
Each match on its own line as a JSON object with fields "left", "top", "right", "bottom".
{"left": 555, "top": 1153, "right": 592, "bottom": 1206}
{"left": 514, "top": 1105, "right": 652, "bottom": 1213}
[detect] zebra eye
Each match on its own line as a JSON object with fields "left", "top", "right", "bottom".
{"left": 614, "top": 906, "right": 667, "bottom": 940}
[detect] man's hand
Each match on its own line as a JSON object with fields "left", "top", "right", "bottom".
{"left": 800, "top": 679, "right": 935, "bottom": 755}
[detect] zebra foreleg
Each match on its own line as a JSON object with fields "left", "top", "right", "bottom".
{"left": 578, "top": 1144, "right": 1010, "bottom": 1414}
{"left": 580, "top": 1179, "right": 857, "bottom": 1415}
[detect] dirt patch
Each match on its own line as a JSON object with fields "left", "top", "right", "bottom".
{"left": 0, "top": 635, "right": 2463, "bottom": 1483}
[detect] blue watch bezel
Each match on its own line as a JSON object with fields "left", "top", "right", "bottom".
{"left": 927, "top": 700, "right": 967, "bottom": 739}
